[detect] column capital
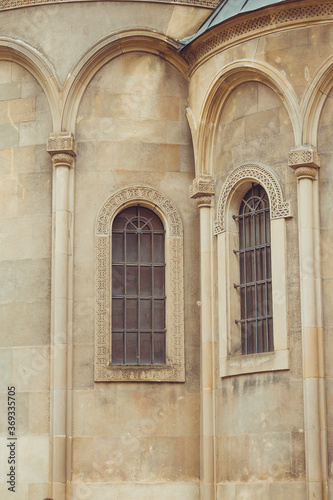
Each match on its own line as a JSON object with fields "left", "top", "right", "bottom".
{"left": 288, "top": 147, "right": 320, "bottom": 180}
{"left": 190, "top": 177, "right": 215, "bottom": 207}
{"left": 47, "top": 133, "right": 76, "bottom": 168}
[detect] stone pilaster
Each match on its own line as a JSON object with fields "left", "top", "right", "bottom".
{"left": 190, "top": 177, "right": 215, "bottom": 500}
{"left": 288, "top": 147, "right": 327, "bottom": 500}
{"left": 47, "top": 133, "right": 76, "bottom": 500}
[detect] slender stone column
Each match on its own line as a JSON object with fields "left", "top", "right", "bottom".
{"left": 47, "top": 133, "right": 76, "bottom": 500}
{"left": 190, "top": 177, "right": 215, "bottom": 500}
{"left": 289, "top": 148, "right": 327, "bottom": 500}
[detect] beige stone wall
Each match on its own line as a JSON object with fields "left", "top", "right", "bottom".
{"left": 0, "top": 3, "right": 209, "bottom": 85}
{"left": 72, "top": 52, "right": 200, "bottom": 498}
{"left": 0, "top": 61, "right": 52, "bottom": 500}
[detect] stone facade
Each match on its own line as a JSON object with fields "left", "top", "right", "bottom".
{"left": 0, "top": 1, "right": 333, "bottom": 499}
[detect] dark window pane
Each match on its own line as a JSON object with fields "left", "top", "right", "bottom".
{"left": 140, "top": 299, "right": 152, "bottom": 329}
{"left": 238, "top": 184, "right": 273, "bottom": 355}
{"left": 113, "top": 207, "right": 137, "bottom": 229}
{"left": 125, "top": 332, "right": 138, "bottom": 364}
{"left": 112, "top": 265, "right": 124, "bottom": 295}
{"left": 112, "top": 332, "right": 124, "bottom": 364}
{"left": 153, "top": 234, "right": 164, "bottom": 263}
{"left": 140, "top": 332, "right": 152, "bottom": 364}
{"left": 140, "top": 266, "right": 152, "bottom": 296}
{"left": 126, "top": 266, "right": 138, "bottom": 295}
{"left": 126, "top": 232, "right": 138, "bottom": 262}
{"left": 154, "top": 333, "right": 165, "bottom": 364}
{"left": 112, "top": 298, "right": 124, "bottom": 329}
{"left": 112, "top": 205, "right": 166, "bottom": 365}
{"left": 140, "top": 233, "right": 152, "bottom": 262}
{"left": 154, "top": 300, "right": 165, "bottom": 330}
{"left": 112, "top": 233, "right": 124, "bottom": 262}
{"left": 126, "top": 299, "right": 138, "bottom": 329}
{"left": 153, "top": 266, "right": 164, "bottom": 297}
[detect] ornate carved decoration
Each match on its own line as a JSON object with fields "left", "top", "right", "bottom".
{"left": 190, "top": 177, "right": 215, "bottom": 207}
{"left": 97, "top": 185, "right": 183, "bottom": 237}
{"left": 288, "top": 148, "right": 320, "bottom": 180}
{"left": 47, "top": 133, "right": 76, "bottom": 167}
{"left": 50, "top": 153, "right": 74, "bottom": 167}
{"left": 95, "top": 186, "right": 185, "bottom": 382}
{"left": 214, "top": 164, "right": 291, "bottom": 235}
{"left": 182, "top": 1, "right": 333, "bottom": 72}
{"left": 0, "top": 0, "right": 219, "bottom": 11}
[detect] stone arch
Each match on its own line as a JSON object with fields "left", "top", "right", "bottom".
{"left": 214, "top": 163, "right": 291, "bottom": 235}
{"left": 195, "top": 60, "right": 301, "bottom": 177}
{"left": 302, "top": 55, "right": 333, "bottom": 147}
{"left": 62, "top": 29, "right": 188, "bottom": 132}
{"left": 95, "top": 185, "right": 184, "bottom": 383}
{"left": 0, "top": 37, "right": 60, "bottom": 129}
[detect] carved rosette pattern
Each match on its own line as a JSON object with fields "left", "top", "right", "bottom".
{"left": 95, "top": 186, "right": 185, "bottom": 382}
{"left": 214, "top": 164, "right": 291, "bottom": 235}
{"left": 183, "top": 2, "right": 333, "bottom": 70}
{"left": 0, "top": 0, "right": 219, "bottom": 10}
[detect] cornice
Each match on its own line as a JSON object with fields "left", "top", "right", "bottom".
{"left": 181, "top": 0, "right": 333, "bottom": 74}
{"left": 0, "top": 0, "right": 219, "bottom": 12}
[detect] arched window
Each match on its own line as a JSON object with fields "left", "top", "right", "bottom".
{"left": 234, "top": 184, "right": 273, "bottom": 354}
{"left": 215, "top": 164, "right": 290, "bottom": 377}
{"left": 95, "top": 185, "right": 184, "bottom": 382}
{"left": 112, "top": 206, "right": 166, "bottom": 365}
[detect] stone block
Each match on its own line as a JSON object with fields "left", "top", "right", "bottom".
{"left": 245, "top": 108, "right": 280, "bottom": 142}
{"left": 95, "top": 141, "right": 140, "bottom": 171}
{"left": 0, "top": 123, "right": 19, "bottom": 148}
{"left": 10, "top": 98, "right": 35, "bottom": 124}
{"left": 139, "top": 143, "right": 180, "bottom": 171}
{"left": 0, "top": 62, "right": 12, "bottom": 84}
{"left": 18, "top": 436, "right": 49, "bottom": 483}
{"left": 233, "top": 82, "right": 258, "bottom": 120}
{"left": 72, "top": 437, "right": 95, "bottom": 479}
{"left": 269, "top": 481, "right": 306, "bottom": 499}
{"left": 12, "top": 346, "right": 50, "bottom": 392}
{"left": 73, "top": 345, "right": 94, "bottom": 389}
{"left": 235, "top": 482, "right": 269, "bottom": 500}
{"left": 28, "top": 483, "right": 49, "bottom": 500}
{"left": 29, "top": 391, "right": 50, "bottom": 434}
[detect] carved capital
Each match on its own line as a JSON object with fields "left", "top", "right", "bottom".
{"left": 47, "top": 133, "right": 76, "bottom": 168}
{"left": 288, "top": 147, "right": 320, "bottom": 180}
{"left": 190, "top": 177, "right": 215, "bottom": 208}
{"left": 51, "top": 153, "right": 74, "bottom": 168}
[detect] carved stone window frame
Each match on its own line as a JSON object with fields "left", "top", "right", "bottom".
{"left": 95, "top": 186, "right": 185, "bottom": 382}
{"left": 215, "top": 164, "right": 291, "bottom": 377}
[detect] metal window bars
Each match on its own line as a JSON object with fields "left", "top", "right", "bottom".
{"left": 233, "top": 184, "right": 273, "bottom": 355}
{"left": 112, "top": 206, "right": 166, "bottom": 365}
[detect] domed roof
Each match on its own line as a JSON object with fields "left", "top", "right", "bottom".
{"left": 180, "top": 0, "right": 290, "bottom": 46}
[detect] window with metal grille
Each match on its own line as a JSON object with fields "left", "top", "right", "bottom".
{"left": 111, "top": 206, "right": 166, "bottom": 364}
{"left": 233, "top": 184, "right": 273, "bottom": 354}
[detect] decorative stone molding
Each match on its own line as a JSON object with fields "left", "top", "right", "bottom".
{"left": 47, "top": 133, "right": 76, "bottom": 167}
{"left": 214, "top": 164, "right": 291, "bottom": 235}
{"left": 288, "top": 147, "right": 320, "bottom": 180}
{"left": 95, "top": 186, "right": 185, "bottom": 382}
{"left": 190, "top": 177, "right": 215, "bottom": 207}
{"left": 182, "top": 0, "right": 333, "bottom": 73}
{"left": 0, "top": 0, "right": 219, "bottom": 11}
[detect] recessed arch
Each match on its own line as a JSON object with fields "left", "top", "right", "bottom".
{"left": 0, "top": 37, "right": 61, "bottom": 130}
{"left": 195, "top": 60, "right": 301, "bottom": 177}
{"left": 302, "top": 55, "right": 333, "bottom": 147}
{"left": 62, "top": 29, "right": 188, "bottom": 132}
